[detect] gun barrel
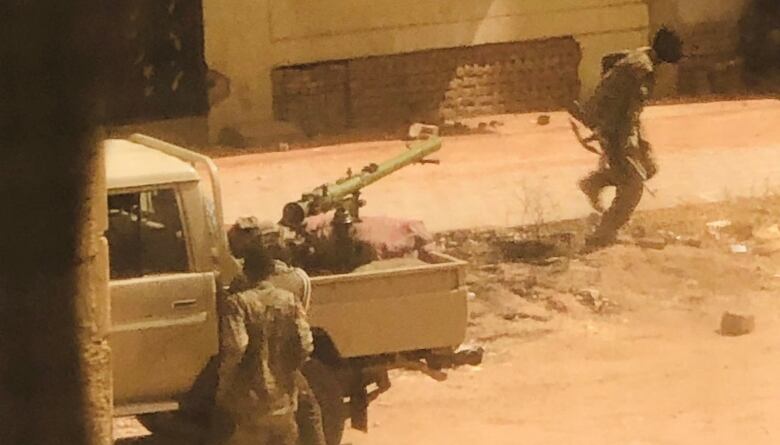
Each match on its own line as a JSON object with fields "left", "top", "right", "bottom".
{"left": 281, "top": 136, "right": 441, "bottom": 227}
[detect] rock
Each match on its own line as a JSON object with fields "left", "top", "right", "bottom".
{"left": 678, "top": 236, "right": 702, "bottom": 248}
{"left": 658, "top": 230, "right": 702, "bottom": 248}
{"left": 576, "top": 288, "right": 601, "bottom": 301}
{"left": 536, "top": 114, "right": 551, "bottom": 125}
{"left": 719, "top": 312, "right": 755, "bottom": 336}
{"left": 502, "top": 311, "right": 550, "bottom": 322}
{"left": 635, "top": 237, "right": 667, "bottom": 250}
{"left": 574, "top": 288, "right": 616, "bottom": 313}
{"left": 545, "top": 298, "right": 568, "bottom": 313}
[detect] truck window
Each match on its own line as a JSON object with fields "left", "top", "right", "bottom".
{"left": 107, "top": 189, "right": 189, "bottom": 279}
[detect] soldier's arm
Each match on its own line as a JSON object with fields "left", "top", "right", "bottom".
{"left": 215, "top": 294, "right": 248, "bottom": 406}
{"left": 283, "top": 298, "right": 315, "bottom": 371}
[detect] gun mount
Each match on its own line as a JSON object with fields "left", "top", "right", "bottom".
{"left": 280, "top": 134, "right": 442, "bottom": 229}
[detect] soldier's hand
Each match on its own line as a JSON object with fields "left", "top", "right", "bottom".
{"left": 569, "top": 119, "right": 602, "bottom": 155}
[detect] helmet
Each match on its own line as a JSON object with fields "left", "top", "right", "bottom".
{"left": 228, "top": 217, "right": 280, "bottom": 258}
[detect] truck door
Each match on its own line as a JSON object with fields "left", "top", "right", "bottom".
{"left": 107, "top": 187, "right": 219, "bottom": 413}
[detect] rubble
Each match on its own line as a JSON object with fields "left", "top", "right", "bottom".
{"left": 574, "top": 288, "right": 617, "bottom": 313}
{"left": 706, "top": 219, "right": 732, "bottom": 240}
{"left": 658, "top": 230, "right": 702, "bottom": 248}
{"left": 502, "top": 311, "right": 550, "bottom": 322}
{"left": 495, "top": 231, "right": 574, "bottom": 264}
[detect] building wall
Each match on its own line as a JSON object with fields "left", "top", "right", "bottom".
{"left": 272, "top": 37, "right": 583, "bottom": 135}
{"left": 203, "top": 0, "right": 651, "bottom": 141}
{"left": 647, "top": 0, "right": 749, "bottom": 96}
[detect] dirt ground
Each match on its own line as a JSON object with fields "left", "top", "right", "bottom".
{"left": 115, "top": 193, "right": 780, "bottom": 444}
{"left": 335, "top": 195, "right": 780, "bottom": 445}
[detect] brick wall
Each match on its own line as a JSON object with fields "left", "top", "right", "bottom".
{"left": 272, "top": 37, "right": 581, "bottom": 134}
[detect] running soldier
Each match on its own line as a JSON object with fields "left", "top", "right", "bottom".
{"left": 570, "top": 27, "right": 683, "bottom": 250}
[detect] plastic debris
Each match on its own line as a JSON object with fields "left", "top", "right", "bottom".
{"left": 729, "top": 243, "right": 749, "bottom": 254}
{"left": 706, "top": 219, "right": 732, "bottom": 240}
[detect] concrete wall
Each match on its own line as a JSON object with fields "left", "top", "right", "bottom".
{"left": 656, "top": 0, "right": 748, "bottom": 25}
{"left": 647, "top": 0, "right": 749, "bottom": 96}
{"left": 202, "top": 0, "right": 651, "bottom": 142}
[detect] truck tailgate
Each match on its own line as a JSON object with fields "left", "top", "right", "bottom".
{"left": 307, "top": 252, "right": 468, "bottom": 358}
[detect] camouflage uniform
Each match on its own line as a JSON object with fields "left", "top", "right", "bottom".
{"left": 267, "top": 261, "right": 327, "bottom": 445}
{"left": 214, "top": 282, "right": 314, "bottom": 445}
{"left": 226, "top": 218, "right": 327, "bottom": 445}
{"left": 578, "top": 47, "right": 659, "bottom": 247}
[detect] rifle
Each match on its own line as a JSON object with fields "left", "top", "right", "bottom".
{"left": 568, "top": 114, "right": 657, "bottom": 197}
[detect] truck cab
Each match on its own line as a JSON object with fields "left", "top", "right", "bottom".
{"left": 106, "top": 138, "right": 227, "bottom": 414}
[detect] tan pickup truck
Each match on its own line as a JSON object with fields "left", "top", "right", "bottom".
{"left": 106, "top": 135, "right": 479, "bottom": 444}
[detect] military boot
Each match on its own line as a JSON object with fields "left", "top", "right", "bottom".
{"left": 578, "top": 178, "right": 605, "bottom": 214}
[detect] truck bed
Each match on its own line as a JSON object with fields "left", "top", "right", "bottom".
{"left": 307, "top": 251, "right": 469, "bottom": 358}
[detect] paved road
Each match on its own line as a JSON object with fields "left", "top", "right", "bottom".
{"left": 216, "top": 99, "right": 780, "bottom": 232}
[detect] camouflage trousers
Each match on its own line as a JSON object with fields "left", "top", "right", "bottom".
{"left": 206, "top": 370, "right": 325, "bottom": 445}
{"left": 579, "top": 139, "right": 657, "bottom": 248}
{"left": 295, "top": 371, "right": 327, "bottom": 445}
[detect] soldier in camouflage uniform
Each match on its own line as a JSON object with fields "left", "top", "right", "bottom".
{"left": 571, "top": 27, "right": 683, "bottom": 250}
{"left": 225, "top": 217, "right": 327, "bottom": 445}
{"left": 213, "top": 245, "right": 314, "bottom": 445}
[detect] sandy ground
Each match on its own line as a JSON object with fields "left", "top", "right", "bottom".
{"left": 115, "top": 99, "right": 780, "bottom": 444}
{"left": 339, "top": 196, "right": 780, "bottom": 445}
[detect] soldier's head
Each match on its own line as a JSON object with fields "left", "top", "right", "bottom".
{"left": 228, "top": 216, "right": 283, "bottom": 258}
{"left": 652, "top": 26, "right": 684, "bottom": 64}
{"left": 242, "top": 245, "right": 275, "bottom": 284}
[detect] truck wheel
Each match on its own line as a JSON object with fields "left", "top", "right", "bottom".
{"left": 302, "top": 359, "right": 346, "bottom": 445}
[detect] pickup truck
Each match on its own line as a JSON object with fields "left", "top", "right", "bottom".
{"left": 106, "top": 134, "right": 479, "bottom": 444}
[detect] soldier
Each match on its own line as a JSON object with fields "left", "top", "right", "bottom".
{"left": 226, "top": 217, "right": 327, "bottom": 445}
{"left": 571, "top": 27, "right": 683, "bottom": 250}
{"left": 212, "top": 245, "right": 314, "bottom": 445}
